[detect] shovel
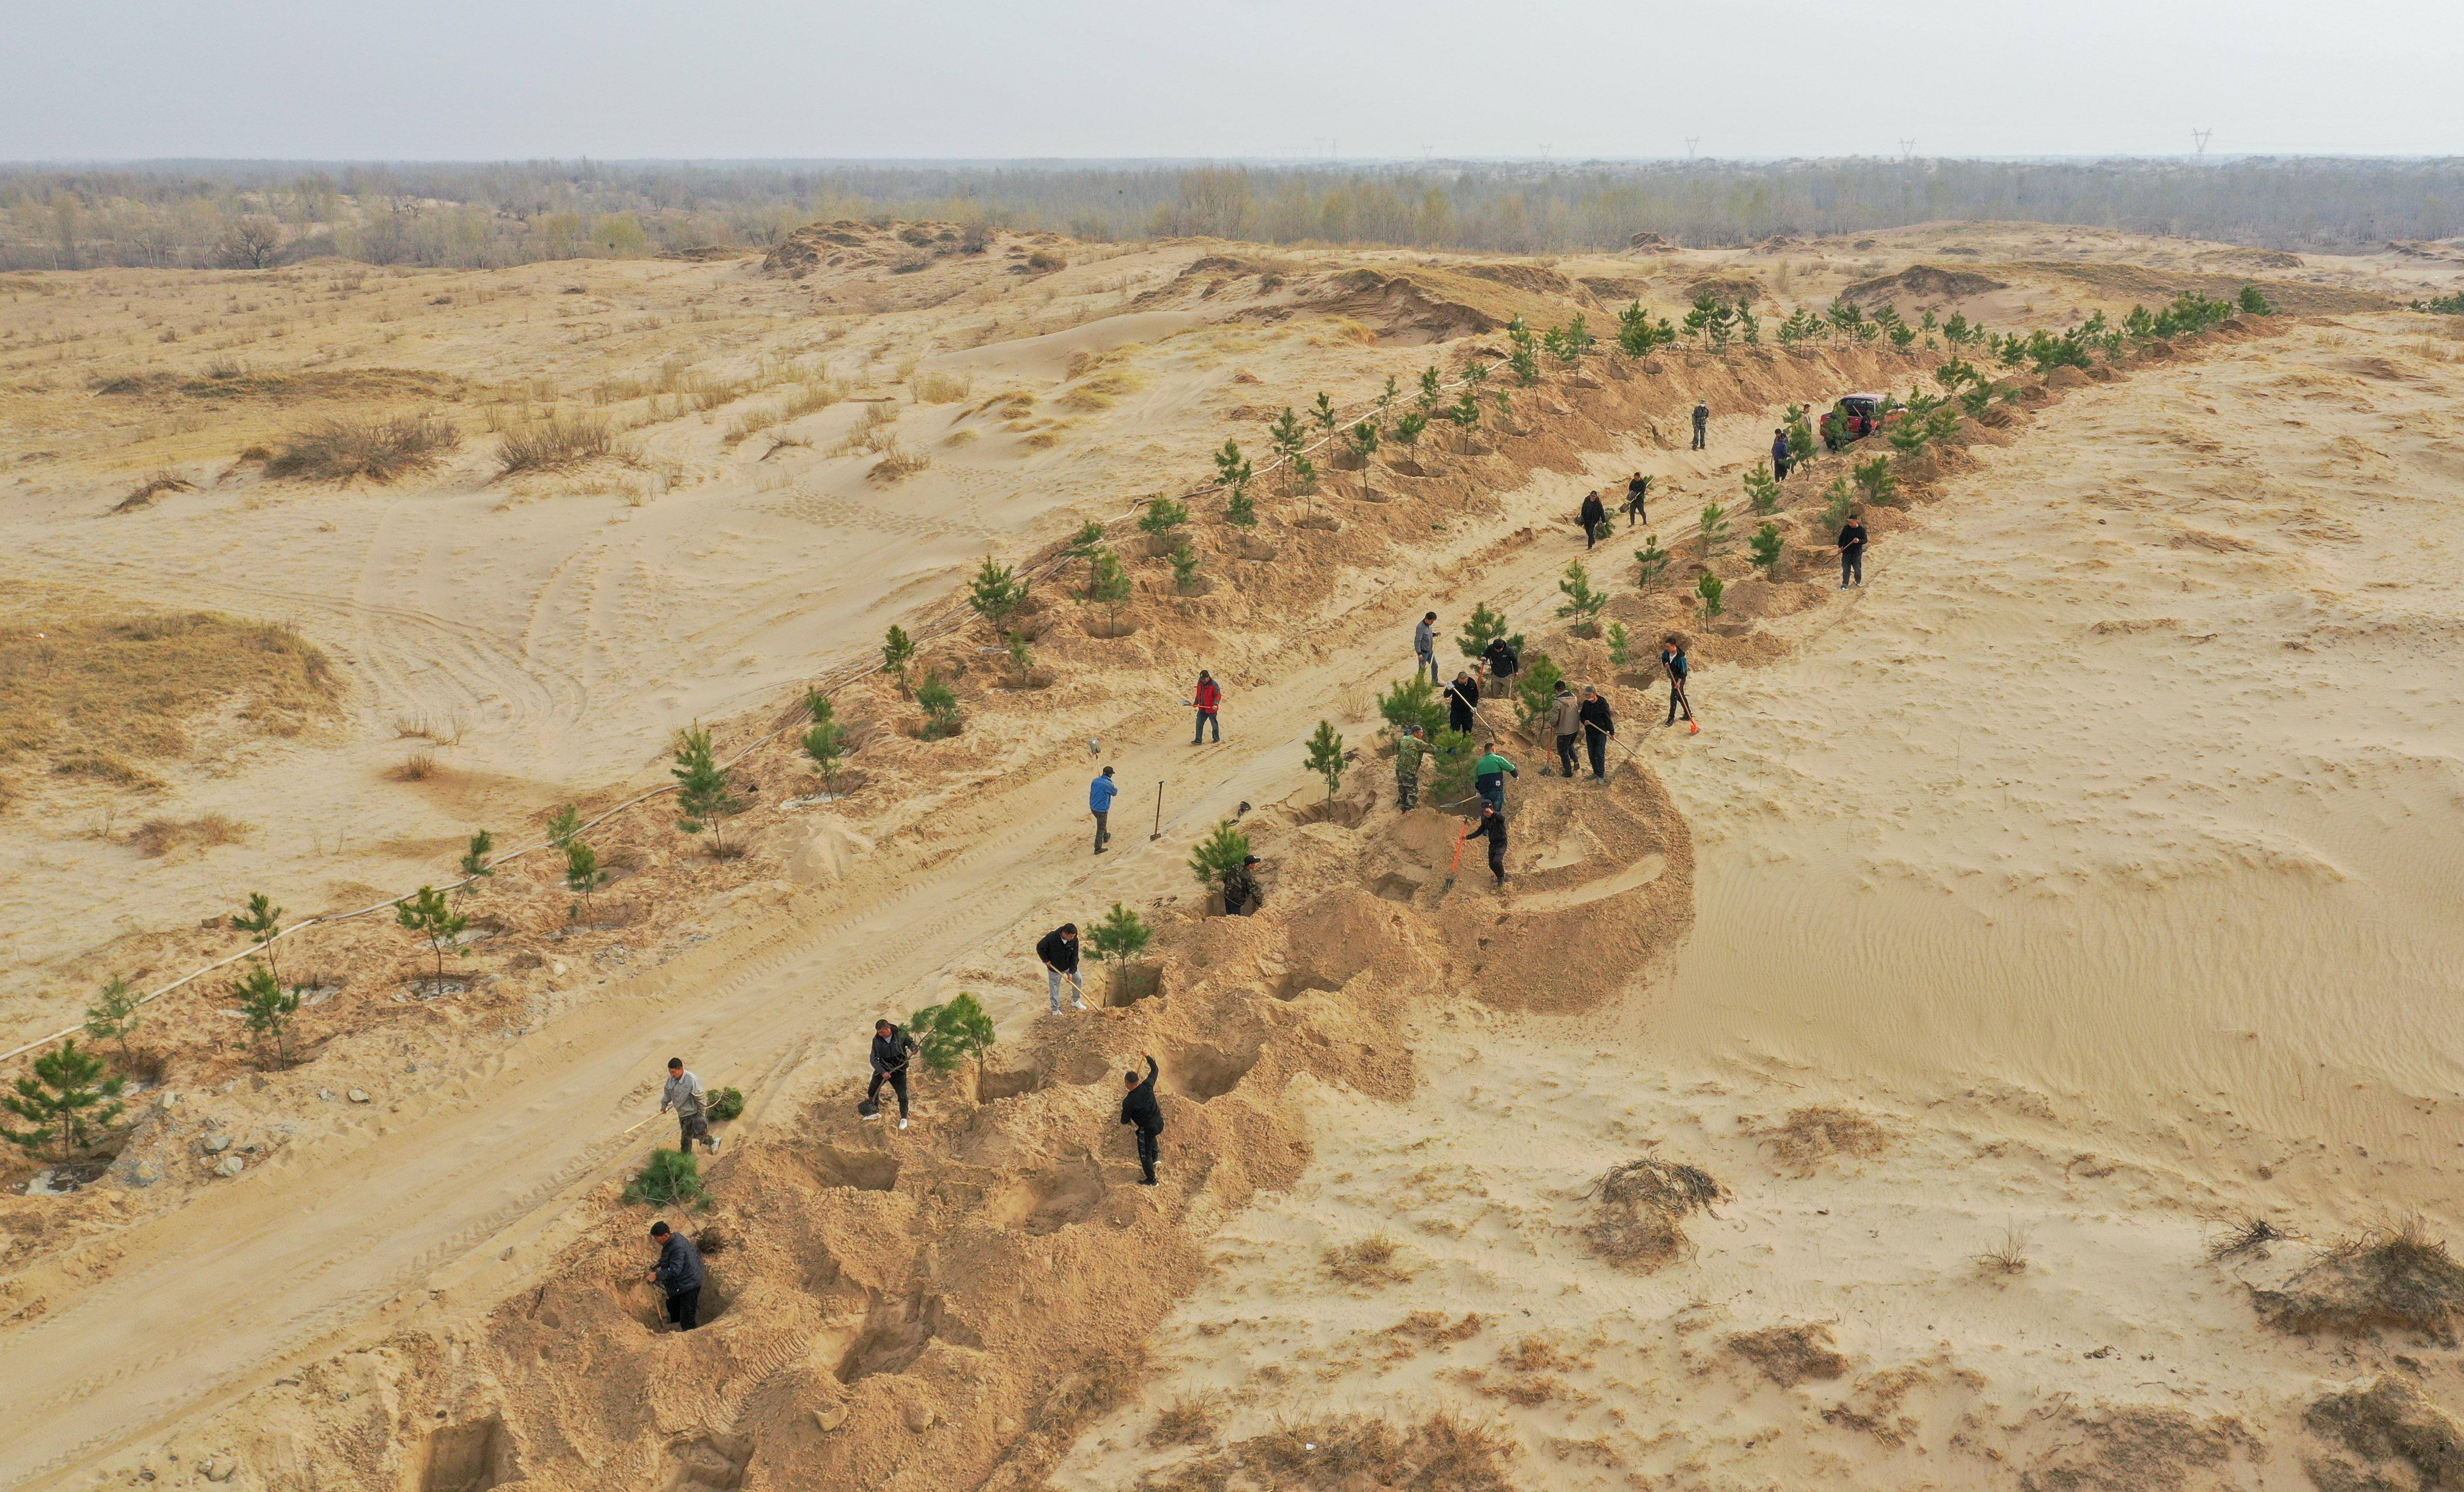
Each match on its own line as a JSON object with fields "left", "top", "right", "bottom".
{"left": 1441, "top": 826, "right": 1471, "bottom": 893}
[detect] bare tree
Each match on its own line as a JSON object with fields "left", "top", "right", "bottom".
{"left": 218, "top": 216, "right": 282, "bottom": 270}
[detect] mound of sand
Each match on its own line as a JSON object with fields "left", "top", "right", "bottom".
{"left": 1838, "top": 264, "right": 2009, "bottom": 306}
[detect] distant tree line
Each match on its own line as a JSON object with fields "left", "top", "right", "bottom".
{"left": 4, "top": 156, "right": 2458, "bottom": 272}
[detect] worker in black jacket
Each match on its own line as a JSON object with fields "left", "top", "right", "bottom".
{"left": 1578, "top": 686, "right": 1617, "bottom": 781}
{"left": 1771, "top": 428, "right": 1792, "bottom": 482}
{"left": 1578, "top": 490, "right": 1606, "bottom": 549}
{"left": 1120, "top": 1052, "right": 1164, "bottom": 1184}
{"left": 1036, "top": 924, "right": 1086, "bottom": 1013}
{"left": 1461, "top": 800, "right": 1508, "bottom": 886}
{"left": 865, "top": 1019, "right": 919, "bottom": 1130}
{"left": 646, "top": 1221, "right": 706, "bottom": 1332}
{"left": 1623, "top": 472, "right": 1650, "bottom": 527}
{"left": 1445, "top": 672, "right": 1481, "bottom": 735}
{"left": 1481, "top": 635, "right": 1519, "bottom": 690}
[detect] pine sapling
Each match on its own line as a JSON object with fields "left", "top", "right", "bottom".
{"left": 907, "top": 991, "right": 997, "bottom": 1098}
{"left": 1699, "top": 502, "right": 1731, "bottom": 552}
{"left": 1087, "top": 547, "right": 1133, "bottom": 633}
{"left": 882, "top": 625, "right": 917, "bottom": 695}
{"left": 564, "top": 838, "right": 609, "bottom": 921}
{"left": 1749, "top": 523, "right": 1784, "bottom": 571}
{"left": 1188, "top": 818, "right": 1253, "bottom": 892}
{"left": 1508, "top": 317, "right": 1541, "bottom": 384}
{"left": 1743, "top": 462, "right": 1781, "bottom": 515}
{"left": 229, "top": 892, "right": 284, "bottom": 988}
{"left": 1291, "top": 454, "right": 1318, "bottom": 498}
{"left": 1556, "top": 560, "right": 1606, "bottom": 634}
{"left": 1375, "top": 675, "right": 1448, "bottom": 739}
{"left": 1268, "top": 407, "right": 1307, "bottom": 461}
{"left": 1004, "top": 629, "right": 1036, "bottom": 683}
{"left": 235, "top": 963, "right": 301, "bottom": 1066}
{"left": 1417, "top": 365, "right": 1444, "bottom": 413}
{"left": 1853, "top": 455, "right": 1898, "bottom": 507}
{"left": 967, "top": 556, "right": 1028, "bottom": 631}
{"left": 1089, "top": 900, "right": 1153, "bottom": 1001}
{"left": 916, "top": 673, "right": 962, "bottom": 739}
{"left": 1213, "top": 438, "right": 1251, "bottom": 492}
{"left": 1137, "top": 496, "right": 1191, "bottom": 543}
{"left": 1696, "top": 571, "right": 1726, "bottom": 618}
{"left": 1311, "top": 391, "right": 1338, "bottom": 436}
{"left": 1224, "top": 485, "right": 1257, "bottom": 528}
{"left": 458, "top": 829, "right": 495, "bottom": 883}
{"left": 1350, "top": 419, "right": 1380, "bottom": 500}
{"left": 1515, "top": 651, "right": 1566, "bottom": 729}
{"left": 672, "top": 725, "right": 745, "bottom": 854}
{"left": 1305, "top": 720, "right": 1346, "bottom": 801}
{"left": 802, "top": 711, "right": 847, "bottom": 788}
{"left": 84, "top": 977, "right": 142, "bottom": 1060}
{"left": 1168, "top": 541, "right": 1201, "bottom": 594}
{"left": 1821, "top": 477, "right": 1855, "bottom": 529}
{"left": 1394, "top": 410, "right": 1428, "bottom": 451}
{"left": 546, "top": 803, "right": 583, "bottom": 848}
{"left": 395, "top": 885, "right": 467, "bottom": 986}
{"left": 1634, "top": 535, "right": 1673, "bottom": 590}
{"left": 1606, "top": 620, "right": 1633, "bottom": 667}
{"left": 1456, "top": 601, "right": 1509, "bottom": 663}
{"left": 1377, "top": 374, "right": 1400, "bottom": 419}
{"left": 2, "top": 1039, "right": 126, "bottom": 1161}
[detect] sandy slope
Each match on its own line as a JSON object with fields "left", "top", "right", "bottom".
{"left": 1056, "top": 317, "right": 2464, "bottom": 1489}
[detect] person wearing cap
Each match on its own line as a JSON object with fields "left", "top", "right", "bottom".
{"left": 1089, "top": 764, "right": 1118, "bottom": 854}
{"left": 1220, "top": 854, "right": 1262, "bottom": 916}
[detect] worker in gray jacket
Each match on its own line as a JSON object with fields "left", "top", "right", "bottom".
{"left": 660, "top": 1057, "right": 720, "bottom": 1158}
{"left": 1413, "top": 612, "right": 1439, "bottom": 685}
{"left": 1547, "top": 680, "right": 1581, "bottom": 777}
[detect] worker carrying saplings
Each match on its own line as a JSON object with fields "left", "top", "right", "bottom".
{"left": 1121, "top": 1052, "right": 1164, "bottom": 1185}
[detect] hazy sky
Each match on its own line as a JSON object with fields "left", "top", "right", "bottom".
{"left": 7, "top": 0, "right": 2457, "bottom": 162}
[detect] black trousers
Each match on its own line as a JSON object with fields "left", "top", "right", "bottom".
{"left": 1193, "top": 709, "right": 1220, "bottom": 744}
{"left": 1135, "top": 1125, "right": 1162, "bottom": 1180}
{"left": 1667, "top": 680, "right": 1692, "bottom": 724}
{"left": 1092, "top": 809, "right": 1109, "bottom": 852}
{"left": 866, "top": 1066, "right": 911, "bottom": 1118}
{"left": 1774, "top": 453, "right": 1791, "bottom": 481}
{"left": 1488, "top": 839, "right": 1507, "bottom": 883}
{"left": 1587, "top": 730, "right": 1610, "bottom": 779}
{"left": 1584, "top": 520, "right": 1600, "bottom": 549}
{"left": 1692, "top": 423, "right": 1706, "bottom": 450}
{"left": 1841, "top": 550, "right": 1864, "bottom": 585}
{"left": 665, "top": 1287, "right": 700, "bottom": 1331}
{"left": 1554, "top": 733, "right": 1579, "bottom": 776}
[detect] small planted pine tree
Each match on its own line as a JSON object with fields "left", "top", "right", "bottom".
{"left": 1137, "top": 496, "right": 1191, "bottom": 544}
{"left": 1749, "top": 523, "right": 1784, "bottom": 571}
{"left": 1735, "top": 302, "right": 1761, "bottom": 345}
{"left": 1394, "top": 410, "right": 1428, "bottom": 452}
{"left": 1853, "top": 456, "right": 1898, "bottom": 508}
{"left": 1456, "top": 601, "right": 1509, "bottom": 663}
{"left": 1447, "top": 390, "right": 1481, "bottom": 445}
{"left": 1003, "top": 629, "right": 1035, "bottom": 685}
{"left": 2237, "top": 284, "right": 2274, "bottom": 316}
{"left": 1699, "top": 502, "right": 1731, "bottom": 552}
{"left": 1087, "top": 546, "right": 1133, "bottom": 633}
{"left": 1634, "top": 533, "right": 1673, "bottom": 590}
{"left": 1606, "top": 620, "right": 1633, "bottom": 667}
{"left": 564, "top": 837, "right": 609, "bottom": 921}
{"left": 1223, "top": 485, "right": 1257, "bottom": 528}
{"left": 1618, "top": 300, "right": 1675, "bottom": 357}
{"left": 882, "top": 625, "right": 917, "bottom": 695}
{"left": 1515, "top": 651, "right": 1566, "bottom": 728}
{"left": 1743, "top": 462, "right": 1781, "bottom": 515}
{"left": 1311, "top": 391, "right": 1339, "bottom": 436}
{"left": 967, "top": 556, "right": 1029, "bottom": 631}
{"left": 236, "top": 962, "right": 302, "bottom": 1066}
{"left": 1426, "top": 728, "right": 1479, "bottom": 804}
{"left": 1089, "top": 900, "right": 1153, "bottom": 1000}
{"left": 1377, "top": 374, "right": 1400, "bottom": 418}
{"left": 1291, "top": 454, "right": 1318, "bottom": 496}
{"left": 1508, "top": 317, "right": 1542, "bottom": 384}
{"left": 916, "top": 673, "right": 962, "bottom": 740}
{"left": 1943, "top": 311, "right": 1975, "bottom": 344}
{"left": 1347, "top": 419, "right": 1379, "bottom": 467}
{"left": 802, "top": 691, "right": 846, "bottom": 791}
{"left": 546, "top": 803, "right": 583, "bottom": 848}
{"left": 1785, "top": 404, "right": 1815, "bottom": 461}
{"left": 230, "top": 892, "right": 284, "bottom": 988}
{"left": 1696, "top": 571, "right": 1726, "bottom": 618}
{"left": 2, "top": 1039, "right": 126, "bottom": 1162}
{"left": 1490, "top": 387, "right": 1513, "bottom": 428}
{"left": 1821, "top": 477, "right": 1856, "bottom": 529}
{"left": 1376, "top": 675, "right": 1448, "bottom": 738}
{"left": 1064, "top": 519, "right": 1109, "bottom": 592}
{"left": 1417, "top": 365, "right": 1444, "bottom": 413}
{"left": 395, "top": 885, "right": 467, "bottom": 986}
{"left": 1168, "top": 541, "right": 1201, "bottom": 594}
{"left": 672, "top": 725, "right": 745, "bottom": 854}
{"left": 1214, "top": 438, "right": 1251, "bottom": 492}
{"left": 1188, "top": 818, "right": 1253, "bottom": 894}
{"left": 458, "top": 829, "right": 495, "bottom": 883}
{"left": 907, "top": 992, "right": 997, "bottom": 1098}
{"left": 1305, "top": 720, "right": 1346, "bottom": 800}
{"left": 85, "top": 977, "right": 142, "bottom": 1059}
{"left": 1556, "top": 560, "right": 1606, "bottom": 634}
{"left": 1268, "top": 406, "right": 1307, "bottom": 461}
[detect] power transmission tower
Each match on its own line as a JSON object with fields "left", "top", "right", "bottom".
{"left": 1899, "top": 138, "right": 1917, "bottom": 162}
{"left": 1685, "top": 136, "right": 1700, "bottom": 162}
{"left": 2191, "top": 128, "right": 2213, "bottom": 159}
{"left": 1538, "top": 143, "right": 1553, "bottom": 165}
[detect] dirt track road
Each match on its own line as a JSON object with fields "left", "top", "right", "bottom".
{"left": 0, "top": 426, "right": 1720, "bottom": 1487}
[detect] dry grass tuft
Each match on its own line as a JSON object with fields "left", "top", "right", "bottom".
{"left": 870, "top": 445, "right": 931, "bottom": 483}
{"left": 2255, "top": 1219, "right": 2464, "bottom": 1341}
{"left": 911, "top": 371, "right": 971, "bottom": 404}
{"left": 1728, "top": 1322, "right": 1850, "bottom": 1387}
{"left": 1147, "top": 1395, "right": 1221, "bottom": 1448}
{"left": 2209, "top": 1214, "right": 2295, "bottom": 1263}
{"left": 265, "top": 415, "right": 458, "bottom": 483}
{"left": 1757, "top": 1104, "right": 1889, "bottom": 1171}
{"left": 0, "top": 610, "right": 339, "bottom": 777}
{"left": 1324, "top": 1233, "right": 1414, "bottom": 1288}
{"left": 1139, "top": 1411, "right": 1516, "bottom": 1492}
{"left": 1975, "top": 1225, "right": 2032, "bottom": 1277}
{"left": 112, "top": 470, "right": 197, "bottom": 513}
{"left": 1581, "top": 1153, "right": 1725, "bottom": 1270}
{"left": 393, "top": 749, "right": 438, "bottom": 782}
{"left": 50, "top": 748, "right": 163, "bottom": 789}
{"left": 497, "top": 412, "right": 613, "bottom": 476}
{"left": 128, "top": 812, "right": 249, "bottom": 857}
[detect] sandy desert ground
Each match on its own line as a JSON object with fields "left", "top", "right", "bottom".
{"left": 4, "top": 220, "right": 2464, "bottom": 1491}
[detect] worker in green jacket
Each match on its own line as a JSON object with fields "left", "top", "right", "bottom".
{"left": 1472, "top": 745, "right": 1518, "bottom": 814}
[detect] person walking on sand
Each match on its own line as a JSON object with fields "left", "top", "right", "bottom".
{"left": 646, "top": 1221, "right": 705, "bottom": 1333}
{"left": 1579, "top": 685, "right": 1618, "bottom": 781}
{"left": 1837, "top": 509, "right": 1869, "bottom": 589}
{"left": 1473, "top": 744, "right": 1518, "bottom": 814}
{"left": 1446, "top": 671, "right": 1481, "bottom": 736}
{"left": 659, "top": 1057, "right": 720, "bottom": 1159}
{"left": 1121, "top": 1052, "right": 1164, "bottom": 1185}
{"left": 1190, "top": 670, "right": 1222, "bottom": 745}
{"left": 1221, "top": 854, "right": 1263, "bottom": 916}
{"left": 1037, "top": 923, "right": 1086, "bottom": 1013}
{"left": 1413, "top": 612, "right": 1439, "bottom": 685}
{"left": 1624, "top": 472, "right": 1651, "bottom": 528}
{"left": 1089, "top": 764, "right": 1118, "bottom": 854}
{"left": 1691, "top": 400, "right": 1710, "bottom": 451}
{"left": 1395, "top": 723, "right": 1427, "bottom": 810}
{"left": 1481, "top": 633, "right": 1519, "bottom": 691}
{"left": 1771, "top": 428, "right": 1792, "bottom": 482}
{"left": 1579, "top": 490, "right": 1607, "bottom": 549}
{"left": 1661, "top": 635, "right": 1698, "bottom": 733}
{"left": 1548, "top": 679, "right": 1581, "bottom": 778}
{"left": 864, "top": 1018, "right": 919, "bottom": 1130}
{"left": 1461, "top": 800, "right": 1509, "bottom": 887}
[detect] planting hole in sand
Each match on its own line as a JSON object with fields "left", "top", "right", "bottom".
{"left": 1371, "top": 872, "right": 1422, "bottom": 903}
{"left": 1167, "top": 1044, "right": 1258, "bottom": 1104}
{"left": 986, "top": 1159, "right": 1108, "bottom": 1236}
{"left": 836, "top": 1293, "right": 960, "bottom": 1384}
{"left": 659, "top": 1431, "right": 752, "bottom": 1491}
{"left": 807, "top": 1146, "right": 900, "bottom": 1193}
{"left": 1509, "top": 854, "right": 1667, "bottom": 913}
{"left": 978, "top": 1067, "right": 1047, "bottom": 1101}
{"left": 415, "top": 1415, "right": 516, "bottom": 1492}
{"left": 1273, "top": 971, "right": 1344, "bottom": 1001}
{"left": 1106, "top": 963, "right": 1163, "bottom": 1007}
{"left": 1291, "top": 799, "right": 1368, "bottom": 828}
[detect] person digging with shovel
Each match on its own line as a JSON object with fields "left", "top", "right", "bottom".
{"left": 647, "top": 1220, "right": 705, "bottom": 1333}
{"left": 863, "top": 1018, "right": 919, "bottom": 1130}
{"left": 1121, "top": 1052, "right": 1164, "bottom": 1185}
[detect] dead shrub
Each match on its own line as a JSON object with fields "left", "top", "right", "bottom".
{"left": 1728, "top": 1322, "right": 1849, "bottom": 1388}
{"left": 1147, "top": 1395, "right": 1221, "bottom": 1448}
{"left": 1581, "top": 1153, "right": 1724, "bottom": 1270}
{"left": 394, "top": 750, "right": 437, "bottom": 781}
{"left": 265, "top": 415, "right": 458, "bottom": 483}
{"left": 1139, "top": 1411, "right": 1515, "bottom": 1492}
{"left": 113, "top": 470, "right": 196, "bottom": 513}
{"left": 2255, "top": 1220, "right": 2464, "bottom": 1341}
{"left": 870, "top": 444, "right": 931, "bottom": 483}
{"left": 50, "top": 748, "right": 162, "bottom": 789}
{"left": 911, "top": 371, "right": 970, "bottom": 404}
{"left": 1757, "top": 1104, "right": 1888, "bottom": 1171}
{"left": 1324, "top": 1234, "right": 1413, "bottom": 1288}
{"left": 129, "top": 813, "right": 249, "bottom": 857}
{"left": 497, "top": 412, "right": 613, "bottom": 476}
{"left": 2209, "top": 1214, "right": 2294, "bottom": 1264}
{"left": 1975, "top": 1225, "right": 2032, "bottom": 1277}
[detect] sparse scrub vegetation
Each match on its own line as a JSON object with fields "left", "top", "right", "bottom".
{"left": 1582, "top": 1153, "right": 1725, "bottom": 1269}
{"left": 495, "top": 412, "right": 611, "bottom": 476}
{"left": 1325, "top": 1234, "right": 1414, "bottom": 1287}
{"left": 266, "top": 416, "right": 458, "bottom": 483}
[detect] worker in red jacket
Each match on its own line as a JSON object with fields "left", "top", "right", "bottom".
{"left": 1190, "top": 670, "right": 1223, "bottom": 745}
